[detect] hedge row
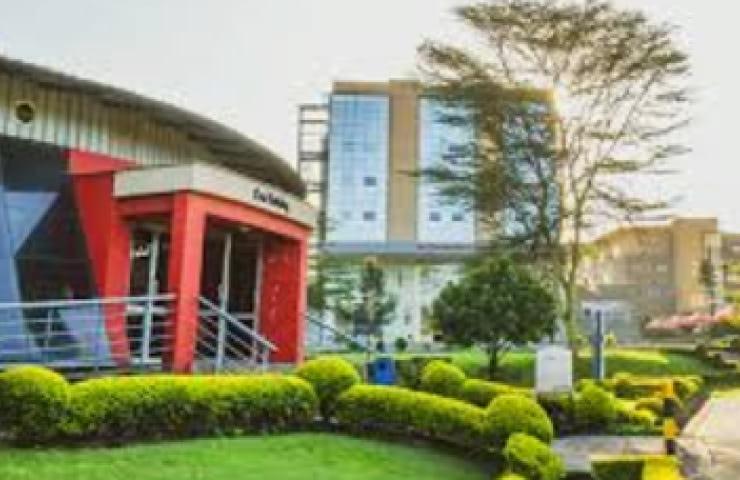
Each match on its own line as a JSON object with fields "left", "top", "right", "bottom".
{"left": 335, "top": 384, "right": 489, "bottom": 448}
{"left": 1, "top": 357, "right": 564, "bottom": 477}
{"left": 0, "top": 366, "right": 318, "bottom": 445}
{"left": 458, "top": 378, "right": 532, "bottom": 407}
{"left": 335, "top": 385, "right": 554, "bottom": 450}
{"left": 68, "top": 374, "right": 318, "bottom": 442}
{"left": 415, "top": 361, "right": 628, "bottom": 435}
{"left": 602, "top": 373, "right": 704, "bottom": 401}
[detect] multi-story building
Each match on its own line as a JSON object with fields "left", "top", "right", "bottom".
{"left": 579, "top": 217, "right": 740, "bottom": 339}
{"left": 299, "top": 80, "right": 491, "bottom": 344}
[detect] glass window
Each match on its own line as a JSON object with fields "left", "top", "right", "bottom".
{"left": 417, "top": 98, "right": 476, "bottom": 243}
{"left": 0, "top": 137, "right": 98, "bottom": 362}
{"left": 326, "top": 94, "right": 389, "bottom": 243}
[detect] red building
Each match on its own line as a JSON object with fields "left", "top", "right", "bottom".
{"left": 0, "top": 57, "right": 314, "bottom": 373}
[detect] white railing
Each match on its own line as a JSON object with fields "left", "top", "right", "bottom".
{"left": 306, "top": 313, "right": 368, "bottom": 353}
{"left": 195, "top": 296, "right": 276, "bottom": 372}
{"left": 0, "top": 294, "right": 175, "bottom": 372}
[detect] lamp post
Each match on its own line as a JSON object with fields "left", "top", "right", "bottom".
{"left": 592, "top": 310, "right": 605, "bottom": 381}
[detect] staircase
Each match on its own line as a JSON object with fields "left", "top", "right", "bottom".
{"left": 0, "top": 294, "right": 276, "bottom": 378}
{"left": 194, "top": 296, "right": 276, "bottom": 372}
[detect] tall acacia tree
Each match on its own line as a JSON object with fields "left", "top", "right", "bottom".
{"left": 418, "top": 0, "right": 691, "bottom": 346}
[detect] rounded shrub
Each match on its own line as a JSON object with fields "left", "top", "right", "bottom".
{"left": 419, "top": 360, "right": 466, "bottom": 398}
{"left": 0, "top": 365, "right": 70, "bottom": 444}
{"left": 336, "top": 384, "right": 487, "bottom": 449}
{"left": 458, "top": 379, "right": 530, "bottom": 407}
{"left": 485, "top": 393, "right": 554, "bottom": 447}
{"left": 503, "top": 432, "right": 565, "bottom": 480}
{"left": 295, "top": 356, "right": 361, "bottom": 419}
{"left": 575, "top": 384, "right": 617, "bottom": 430}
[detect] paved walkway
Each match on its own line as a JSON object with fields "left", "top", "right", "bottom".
{"left": 679, "top": 392, "right": 740, "bottom": 480}
{"left": 553, "top": 436, "right": 664, "bottom": 473}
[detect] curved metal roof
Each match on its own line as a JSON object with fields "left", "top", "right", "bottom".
{"left": 0, "top": 55, "right": 305, "bottom": 196}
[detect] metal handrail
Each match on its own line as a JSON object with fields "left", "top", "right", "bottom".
{"left": 306, "top": 313, "right": 368, "bottom": 353}
{"left": 197, "top": 297, "right": 276, "bottom": 352}
{"left": 0, "top": 294, "right": 176, "bottom": 375}
{"left": 195, "top": 296, "right": 276, "bottom": 372}
{"left": 0, "top": 294, "right": 176, "bottom": 310}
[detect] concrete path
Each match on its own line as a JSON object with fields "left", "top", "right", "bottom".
{"left": 680, "top": 392, "right": 740, "bottom": 480}
{"left": 553, "top": 436, "right": 664, "bottom": 473}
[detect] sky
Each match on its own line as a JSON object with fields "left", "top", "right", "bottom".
{"left": 0, "top": 0, "right": 738, "bottom": 229}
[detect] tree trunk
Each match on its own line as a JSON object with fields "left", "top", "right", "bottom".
{"left": 487, "top": 343, "right": 500, "bottom": 380}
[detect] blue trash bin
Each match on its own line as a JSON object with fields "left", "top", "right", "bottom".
{"left": 371, "top": 356, "right": 396, "bottom": 385}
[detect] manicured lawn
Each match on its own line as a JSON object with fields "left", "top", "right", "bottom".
{"left": 0, "top": 433, "right": 489, "bottom": 480}
{"left": 448, "top": 347, "right": 717, "bottom": 386}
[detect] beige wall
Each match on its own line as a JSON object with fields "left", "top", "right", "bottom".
{"left": 387, "top": 81, "right": 420, "bottom": 242}
{"left": 582, "top": 218, "right": 723, "bottom": 320}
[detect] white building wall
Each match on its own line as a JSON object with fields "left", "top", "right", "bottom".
{"left": 381, "top": 262, "right": 463, "bottom": 344}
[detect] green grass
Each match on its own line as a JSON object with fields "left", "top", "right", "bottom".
{"left": 332, "top": 347, "right": 718, "bottom": 386}
{"left": 0, "top": 433, "right": 490, "bottom": 480}
{"left": 449, "top": 347, "right": 717, "bottom": 386}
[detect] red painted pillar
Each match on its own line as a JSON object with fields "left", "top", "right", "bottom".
{"left": 259, "top": 235, "right": 309, "bottom": 363}
{"left": 295, "top": 238, "right": 308, "bottom": 362}
{"left": 71, "top": 171, "right": 132, "bottom": 365}
{"left": 166, "top": 193, "right": 206, "bottom": 372}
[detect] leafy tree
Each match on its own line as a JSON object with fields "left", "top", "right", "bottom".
{"left": 418, "top": 0, "right": 691, "bottom": 347}
{"left": 308, "top": 255, "right": 396, "bottom": 350}
{"left": 432, "top": 256, "right": 558, "bottom": 378}
{"left": 352, "top": 258, "right": 397, "bottom": 344}
{"left": 307, "top": 254, "right": 356, "bottom": 318}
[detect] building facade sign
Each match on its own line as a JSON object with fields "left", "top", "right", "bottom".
{"left": 114, "top": 163, "right": 316, "bottom": 228}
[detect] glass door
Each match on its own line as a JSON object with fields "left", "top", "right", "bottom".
{"left": 128, "top": 226, "right": 169, "bottom": 362}
{"left": 199, "top": 226, "right": 262, "bottom": 358}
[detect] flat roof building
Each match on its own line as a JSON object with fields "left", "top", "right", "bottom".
{"left": 300, "top": 80, "right": 491, "bottom": 344}
{"left": 580, "top": 217, "right": 740, "bottom": 339}
{"left": 0, "top": 56, "right": 315, "bottom": 373}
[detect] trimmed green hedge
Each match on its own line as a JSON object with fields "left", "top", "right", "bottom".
{"left": 0, "top": 369, "right": 317, "bottom": 445}
{"left": 503, "top": 432, "right": 564, "bottom": 480}
{"left": 295, "top": 356, "right": 360, "bottom": 419}
{"left": 606, "top": 373, "right": 703, "bottom": 401}
{"left": 458, "top": 379, "right": 531, "bottom": 407}
{"left": 0, "top": 365, "right": 70, "bottom": 444}
{"left": 67, "top": 374, "right": 318, "bottom": 443}
{"left": 335, "top": 384, "right": 488, "bottom": 449}
{"left": 419, "top": 360, "right": 466, "bottom": 398}
{"left": 615, "top": 400, "right": 658, "bottom": 430}
{"left": 575, "top": 384, "right": 617, "bottom": 431}
{"left": 485, "top": 394, "right": 554, "bottom": 447}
